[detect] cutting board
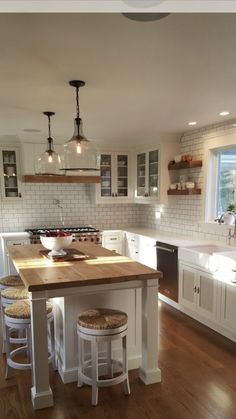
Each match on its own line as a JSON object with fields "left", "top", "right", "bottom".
{"left": 40, "top": 248, "right": 90, "bottom": 262}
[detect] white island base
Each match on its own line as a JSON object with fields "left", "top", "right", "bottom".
{"left": 53, "top": 283, "right": 161, "bottom": 387}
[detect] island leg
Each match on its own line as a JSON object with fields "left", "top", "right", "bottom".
{"left": 139, "top": 279, "right": 161, "bottom": 385}
{"left": 30, "top": 292, "right": 53, "bottom": 409}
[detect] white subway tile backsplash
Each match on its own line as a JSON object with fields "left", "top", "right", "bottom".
{"left": 138, "top": 119, "right": 236, "bottom": 243}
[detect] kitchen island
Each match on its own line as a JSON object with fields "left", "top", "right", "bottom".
{"left": 7, "top": 242, "right": 162, "bottom": 410}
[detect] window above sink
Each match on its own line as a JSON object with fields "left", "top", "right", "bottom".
{"left": 204, "top": 129, "right": 236, "bottom": 229}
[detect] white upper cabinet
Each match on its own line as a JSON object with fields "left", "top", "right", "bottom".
{"left": 0, "top": 147, "right": 22, "bottom": 200}
{"left": 135, "top": 142, "right": 178, "bottom": 204}
{"left": 136, "top": 149, "right": 159, "bottom": 201}
{"left": 96, "top": 152, "right": 132, "bottom": 203}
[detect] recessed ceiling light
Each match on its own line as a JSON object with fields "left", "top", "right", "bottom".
{"left": 188, "top": 121, "right": 197, "bottom": 126}
{"left": 219, "top": 111, "right": 230, "bottom": 116}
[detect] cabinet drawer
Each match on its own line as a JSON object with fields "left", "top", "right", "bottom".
{"left": 6, "top": 239, "right": 29, "bottom": 247}
{"left": 126, "top": 233, "right": 139, "bottom": 245}
{"left": 103, "top": 233, "right": 123, "bottom": 244}
{"left": 104, "top": 243, "right": 123, "bottom": 254}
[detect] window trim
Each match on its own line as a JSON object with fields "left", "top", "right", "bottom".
{"left": 203, "top": 130, "right": 236, "bottom": 224}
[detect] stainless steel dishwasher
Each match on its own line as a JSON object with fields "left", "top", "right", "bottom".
{"left": 155, "top": 241, "right": 178, "bottom": 302}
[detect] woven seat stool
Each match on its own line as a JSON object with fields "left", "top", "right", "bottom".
{"left": 0, "top": 275, "right": 23, "bottom": 291}
{"left": 77, "top": 308, "right": 130, "bottom": 406}
{"left": 1, "top": 286, "right": 29, "bottom": 353}
{"left": 4, "top": 300, "right": 55, "bottom": 378}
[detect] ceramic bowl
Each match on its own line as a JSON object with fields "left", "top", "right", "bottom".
{"left": 174, "top": 155, "right": 182, "bottom": 163}
{"left": 40, "top": 235, "right": 73, "bottom": 256}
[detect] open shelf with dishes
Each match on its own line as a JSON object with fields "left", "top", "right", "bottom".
{"left": 168, "top": 188, "right": 201, "bottom": 195}
{"left": 168, "top": 160, "right": 202, "bottom": 170}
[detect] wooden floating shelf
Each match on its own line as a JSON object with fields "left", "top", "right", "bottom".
{"left": 168, "top": 160, "right": 202, "bottom": 170}
{"left": 168, "top": 188, "right": 201, "bottom": 195}
{"left": 22, "top": 175, "right": 101, "bottom": 184}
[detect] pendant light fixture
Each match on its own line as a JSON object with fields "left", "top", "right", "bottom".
{"left": 35, "top": 111, "right": 61, "bottom": 175}
{"left": 61, "top": 80, "right": 98, "bottom": 172}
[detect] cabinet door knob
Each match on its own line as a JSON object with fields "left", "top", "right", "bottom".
{"left": 194, "top": 286, "right": 197, "bottom": 293}
{"left": 112, "top": 193, "right": 114, "bottom": 197}
{"left": 197, "top": 287, "right": 200, "bottom": 294}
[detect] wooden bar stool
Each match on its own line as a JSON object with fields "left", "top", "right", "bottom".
{"left": 4, "top": 300, "right": 55, "bottom": 378}
{"left": 77, "top": 308, "right": 130, "bottom": 406}
{"left": 1, "top": 286, "right": 29, "bottom": 353}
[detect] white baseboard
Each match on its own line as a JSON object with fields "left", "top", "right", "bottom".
{"left": 159, "top": 294, "right": 236, "bottom": 343}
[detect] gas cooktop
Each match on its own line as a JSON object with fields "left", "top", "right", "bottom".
{"left": 25, "top": 226, "right": 100, "bottom": 235}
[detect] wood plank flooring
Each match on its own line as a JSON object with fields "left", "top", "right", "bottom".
{"left": 1, "top": 300, "right": 236, "bottom": 419}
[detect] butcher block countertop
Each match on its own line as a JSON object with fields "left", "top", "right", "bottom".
{"left": 7, "top": 242, "right": 161, "bottom": 292}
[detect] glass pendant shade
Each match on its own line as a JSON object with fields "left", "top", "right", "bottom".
{"left": 35, "top": 139, "right": 61, "bottom": 175}
{"left": 62, "top": 118, "right": 98, "bottom": 171}
{"left": 35, "top": 111, "right": 61, "bottom": 175}
{"left": 61, "top": 80, "right": 99, "bottom": 172}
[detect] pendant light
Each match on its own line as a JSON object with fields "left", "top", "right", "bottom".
{"left": 61, "top": 80, "right": 98, "bottom": 171}
{"left": 35, "top": 111, "right": 61, "bottom": 175}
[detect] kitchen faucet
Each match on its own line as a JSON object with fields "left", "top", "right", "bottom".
{"left": 219, "top": 211, "right": 236, "bottom": 245}
{"left": 53, "top": 199, "right": 65, "bottom": 227}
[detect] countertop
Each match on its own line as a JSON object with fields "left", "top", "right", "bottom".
{"left": 7, "top": 242, "right": 161, "bottom": 292}
{"left": 0, "top": 227, "right": 231, "bottom": 249}
{"left": 117, "top": 227, "right": 230, "bottom": 248}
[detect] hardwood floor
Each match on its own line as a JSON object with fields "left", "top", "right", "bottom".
{"left": 1, "top": 300, "right": 236, "bottom": 419}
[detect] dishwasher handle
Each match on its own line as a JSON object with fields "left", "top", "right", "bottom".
{"left": 154, "top": 245, "right": 176, "bottom": 253}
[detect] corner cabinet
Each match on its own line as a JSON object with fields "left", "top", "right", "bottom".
{"left": 0, "top": 147, "right": 22, "bottom": 200}
{"left": 136, "top": 149, "right": 159, "bottom": 201}
{"left": 135, "top": 142, "right": 178, "bottom": 204}
{"left": 96, "top": 152, "right": 132, "bottom": 203}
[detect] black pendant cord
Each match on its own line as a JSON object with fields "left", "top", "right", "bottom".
{"left": 47, "top": 114, "right": 52, "bottom": 139}
{"left": 76, "top": 86, "right": 80, "bottom": 120}
{"left": 43, "top": 111, "right": 55, "bottom": 153}
{"left": 47, "top": 115, "right": 53, "bottom": 152}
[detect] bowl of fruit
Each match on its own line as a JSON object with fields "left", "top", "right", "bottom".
{"left": 40, "top": 230, "right": 73, "bottom": 257}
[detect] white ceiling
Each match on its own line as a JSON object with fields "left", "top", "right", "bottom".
{"left": 0, "top": 13, "right": 236, "bottom": 146}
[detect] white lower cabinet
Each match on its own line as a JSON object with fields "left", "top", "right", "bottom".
{"left": 103, "top": 231, "right": 157, "bottom": 269}
{"left": 220, "top": 282, "right": 236, "bottom": 334}
{"left": 102, "top": 231, "right": 124, "bottom": 254}
{"left": 1, "top": 235, "right": 30, "bottom": 276}
{"left": 179, "top": 262, "right": 217, "bottom": 323}
{"left": 125, "top": 233, "right": 140, "bottom": 261}
{"left": 138, "top": 237, "right": 156, "bottom": 270}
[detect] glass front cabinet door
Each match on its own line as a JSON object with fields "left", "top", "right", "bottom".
{"left": 135, "top": 148, "right": 159, "bottom": 201}
{"left": 97, "top": 152, "right": 131, "bottom": 202}
{"left": 0, "top": 148, "right": 22, "bottom": 199}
